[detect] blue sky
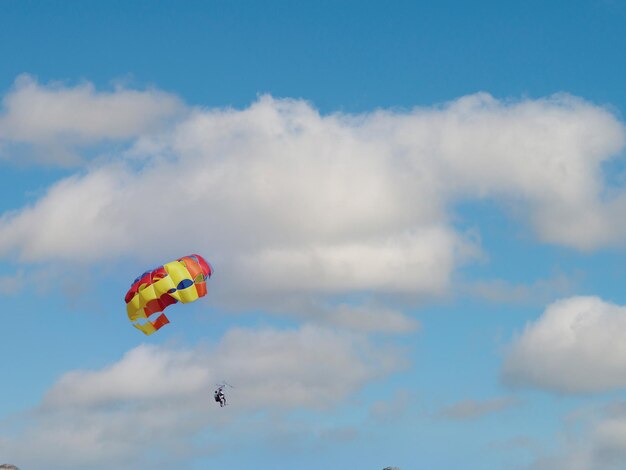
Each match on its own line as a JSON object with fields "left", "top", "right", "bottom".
{"left": 3, "top": 1, "right": 626, "bottom": 469}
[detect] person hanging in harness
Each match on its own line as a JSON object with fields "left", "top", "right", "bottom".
{"left": 214, "top": 386, "right": 226, "bottom": 407}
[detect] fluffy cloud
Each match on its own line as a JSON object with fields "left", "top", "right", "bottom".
{"left": 1, "top": 81, "right": 626, "bottom": 326}
{"left": 0, "top": 75, "right": 185, "bottom": 165}
{"left": 502, "top": 296, "right": 626, "bottom": 394}
{"left": 0, "top": 325, "right": 404, "bottom": 469}
{"left": 0, "top": 93, "right": 478, "bottom": 310}
{"left": 0, "top": 86, "right": 624, "bottom": 293}
{"left": 368, "top": 93, "right": 625, "bottom": 249}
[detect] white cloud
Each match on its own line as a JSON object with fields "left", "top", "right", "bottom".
{"left": 1, "top": 83, "right": 626, "bottom": 326}
{"left": 0, "top": 75, "right": 185, "bottom": 165}
{"left": 0, "top": 325, "right": 404, "bottom": 469}
{"left": 370, "top": 93, "right": 625, "bottom": 249}
{"left": 232, "top": 227, "right": 466, "bottom": 295}
{"left": 212, "top": 324, "right": 406, "bottom": 410}
{"left": 502, "top": 296, "right": 626, "bottom": 394}
{"left": 42, "top": 345, "right": 210, "bottom": 409}
{"left": 0, "top": 94, "right": 478, "bottom": 314}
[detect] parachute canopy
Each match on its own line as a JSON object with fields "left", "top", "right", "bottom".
{"left": 125, "top": 254, "right": 213, "bottom": 335}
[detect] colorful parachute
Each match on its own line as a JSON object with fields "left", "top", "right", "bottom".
{"left": 125, "top": 254, "right": 213, "bottom": 335}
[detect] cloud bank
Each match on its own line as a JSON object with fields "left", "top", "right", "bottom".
{"left": 0, "top": 79, "right": 624, "bottom": 324}
{"left": 0, "top": 324, "right": 404, "bottom": 469}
